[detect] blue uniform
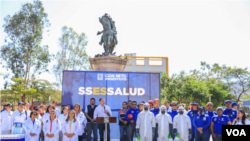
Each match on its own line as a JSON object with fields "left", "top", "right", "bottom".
{"left": 187, "top": 110, "right": 198, "bottom": 141}
{"left": 211, "top": 115, "right": 230, "bottom": 135}
{"left": 205, "top": 111, "right": 217, "bottom": 136}
{"left": 193, "top": 114, "right": 210, "bottom": 141}
{"left": 223, "top": 109, "right": 237, "bottom": 122}
{"left": 168, "top": 110, "right": 178, "bottom": 122}
{"left": 125, "top": 108, "right": 140, "bottom": 123}
{"left": 150, "top": 108, "right": 160, "bottom": 117}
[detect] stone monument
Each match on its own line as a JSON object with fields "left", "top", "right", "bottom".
{"left": 89, "top": 13, "right": 128, "bottom": 71}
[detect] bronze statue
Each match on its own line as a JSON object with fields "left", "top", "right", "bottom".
{"left": 97, "top": 13, "right": 118, "bottom": 56}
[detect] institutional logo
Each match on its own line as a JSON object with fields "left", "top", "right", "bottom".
{"left": 98, "top": 74, "right": 103, "bottom": 80}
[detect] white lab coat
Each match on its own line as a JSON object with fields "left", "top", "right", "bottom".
{"left": 0, "top": 110, "right": 13, "bottom": 134}
{"left": 43, "top": 113, "right": 50, "bottom": 124}
{"left": 156, "top": 113, "right": 172, "bottom": 141}
{"left": 136, "top": 111, "right": 156, "bottom": 141}
{"left": 59, "top": 114, "right": 68, "bottom": 125}
{"left": 43, "top": 118, "right": 61, "bottom": 141}
{"left": 25, "top": 118, "right": 41, "bottom": 141}
{"left": 75, "top": 112, "right": 87, "bottom": 135}
{"left": 173, "top": 114, "right": 191, "bottom": 141}
{"left": 62, "top": 119, "right": 80, "bottom": 141}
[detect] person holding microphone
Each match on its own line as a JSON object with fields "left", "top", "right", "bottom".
{"left": 0, "top": 103, "right": 13, "bottom": 134}
{"left": 94, "top": 98, "right": 112, "bottom": 141}
{"left": 62, "top": 110, "right": 80, "bottom": 141}
{"left": 43, "top": 110, "right": 61, "bottom": 141}
{"left": 24, "top": 111, "right": 41, "bottom": 141}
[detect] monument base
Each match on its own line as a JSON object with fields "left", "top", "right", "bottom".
{"left": 89, "top": 56, "right": 128, "bottom": 71}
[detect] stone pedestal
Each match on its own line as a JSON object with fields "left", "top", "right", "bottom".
{"left": 89, "top": 56, "right": 128, "bottom": 71}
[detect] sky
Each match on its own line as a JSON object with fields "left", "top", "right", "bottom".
{"left": 1, "top": 0, "right": 250, "bottom": 89}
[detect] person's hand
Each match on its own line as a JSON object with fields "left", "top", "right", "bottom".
{"left": 10, "top": 130, "right": 12, "bottom": 133}
{"left": 64, "top": 133, "right": 70, "bottom": 138}
{"left": 124, "top": 121, "right": 128, "bottom": 124}
{"left": 91, "top": 119, "right": 95, "bottom": 123}
{"left": 130, "top": 120, "right": 134, "bottom": 124}
{"left": 83, "top": 123, "right": 85, "bottom": 126}
{"left": 212, "top": 133, "right": 216, "bottom": 138}
{"left": 46, "top": 133, "right": 50, "bottom": 137}
{"left": 30, "top": 133, "right": 36, "bottom": 136}
{"left": 50, "top": 134, "right": 54, "bottom": 138}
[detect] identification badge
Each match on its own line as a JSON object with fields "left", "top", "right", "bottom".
{"left": 203, "top": 117, "right": 206, "bottom": 121}
{"left": 221, "top": 118, "right": 224, "bottom": 121}
{"left": 214, "top": 118, "right": 217, "bottom": 121}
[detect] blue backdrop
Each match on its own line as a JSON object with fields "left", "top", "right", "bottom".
{"left": 62, "top": 71, "right": 160, "bottom": 139}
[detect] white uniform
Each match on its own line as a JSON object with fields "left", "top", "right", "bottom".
{"left": 11, "top": 109, "right": 27, "bottom": 132}
{"left": 55, "top": 108, "right": 61, "bottom": 118}
{"left": 75, "top": 112, "right": 87, "bottom": 136}
{"left": 0, "top": 110, "right": 13, "bottom": 134}
{"left": 25, "top": 118, "right": 41, "bottom": 141}
{"left": 62, "top": 119, "right": 80, "bottom": 141}
{"left": 156, "top": 112, "right": 172, "bottom": 141}
{"left": 173, "top": 114, "right": 191, "bottom": 141}
{"left": 43, "top": 113, "right": 50, "bottom": 124}
{"left": 136, "top": 111, "right": 156, "bottom": 141}
{"left": 43, "top": 118, "right": 61, "bottom": 141}
{"left": 234, "top": 119, "right": 250, "bottom": 125}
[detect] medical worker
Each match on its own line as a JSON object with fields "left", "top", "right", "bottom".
{"left": 155, "top": 105, "right": 173, "bottom": 141}
{"left": 0, "top": 103, "right": 13, "bottom": 134}
{"left": 187, "top": 102, "right": 199, "bottom": 141}
{"left": 223, "top": 100, "right": 237, "bottom": 122}
{"left": 25, "top": 111, "right": 41, "bottom": 141}
{"left": 135, "top": 103, "right": 156, "bottom": 141}
{"left": 62, "top": 110, "right": 80, "bottom": 141}
{"left": 43, "top": 110, "right": 61, "bottom": 141}
{"left": 59, "top": 106, "right": 69, "bottom": 141}
{"left": 74, "top": 103, "right": 87, "bottom": 141}
{"left": 193, "top": 106, "right": 210, "bottom": 141}
{"left": 211, "top": 107, "right": 231, "bottom": 141}
{"left": 43, "top": 105, "right": 55, "bottom": 124}
{"left": 11, "top": 102, "right": 27, "bottom": 131}
{"left": 173, "top": 106, "right": 192, "bottom": 141}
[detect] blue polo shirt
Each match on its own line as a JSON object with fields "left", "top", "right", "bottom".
{"left": 168, "top": 110, "right": 178, "bottom": 122}
{"left": 187, "top": 110, "right": 198, "bottom": 132}
{"left": 150, "top": 108, "right": 160, "bottom": 117}
{"left": 211, "top": 115, "right": 230, "bottom": 135}
{"left": 223, "top": 109, "right": 237, "bottom": 122}
{"left": 125, "top": 108, "right": 140, "bottom": 124}
{"left": 205, "top": 111, "right": 217, "bottom": 123}
{"left": 193, "top": 114, "right": 210, "bottom": 133}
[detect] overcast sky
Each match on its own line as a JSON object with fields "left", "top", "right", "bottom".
{"left": 1, "top": 0, "right": 250, "bottom": 89}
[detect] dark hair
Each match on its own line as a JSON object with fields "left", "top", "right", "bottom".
{"left": 34, "top": 106, "right": 40, "bottom": 111}
{"left": 132, "top": 101, "right": 137, "bottom": 104}
{"left": 123, "top": 102, "right": 127, "bottom": 104}
{"left": 67, "top": 104, "right": 72, "bottom": 110}
{"left": 66, "top": 110, "right": 77, "bottom": 122}
{"left": 141, "top": 101, "right": 145, "bottom": 103}
{"left": 90, "top": 98, "right": 95, "bottom": 101}
{"left": 233, "top": 109, "right": 246, "bottom": 125}
{"left": 99, "top": 98, "right": 104, "bottom": 101}
{"left": 52, "top": 101, "right": 57, "bottom": 104}
{"left": 30, "top": 111, "right": 38, "bottom": 118}
{"left": 46, "top": 105, "right": 55, "bottom": 113}
{"left": 74, "top": 103, "right": 82, "bottom": 114}
{"left": 40, "top": 105, "right": 44, "bottom": 108}
{"left": 128, "top": 100, "right": 132, "bottom": 103}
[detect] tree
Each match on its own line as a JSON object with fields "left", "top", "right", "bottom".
{"left": 0, "top": 0, "right": 52, "bottom": 102}
{"left": 53, "top": 26, "right": 91, "bottom": 84}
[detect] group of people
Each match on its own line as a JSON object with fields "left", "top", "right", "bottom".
{"left": 1, "top": 98, "right": 249, "bottom": 141}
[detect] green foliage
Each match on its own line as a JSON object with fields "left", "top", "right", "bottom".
{"left": 0, "top": 0, "right": 52, "bottom": 102}
{"left": 53, "top": 26, "right": 91, "bottom": 84}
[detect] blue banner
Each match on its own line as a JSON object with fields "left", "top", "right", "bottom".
{"left": 62, "top": 71, "right": 160, "bottom": 139}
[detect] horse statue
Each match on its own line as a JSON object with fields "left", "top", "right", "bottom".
{"left": 97, "top": 13, "right": 118, "bottom": 56}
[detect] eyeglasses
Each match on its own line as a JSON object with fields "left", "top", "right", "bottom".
{"left": 33, "top": 114, "right": 37, "bottom": 116}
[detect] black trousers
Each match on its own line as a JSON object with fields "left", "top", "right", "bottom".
{"left": 78, "top": 135, "right": 83, "bottom": 141}
{"left": 98, "top": 123, "right": 110, "bottom": 141}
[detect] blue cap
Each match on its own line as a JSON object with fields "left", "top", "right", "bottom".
{"left": 199, "top": 106, "right": 206, "bottom": 111}
{"left": 191, "top": 102, "right": 199, "bottom": 105}
{"left": 3, "top": 104, "right": 7, "bottom": 106}
{"left": 6, "top": 103, "right": 12, "bottom": 106}
{"left": 232, "top": 102, "right": 239, "bottom": 107}
{"left": 216, "top": 107, "right": 223, "bottom": 111}
{"left": 224, "top": 100, "right": 232, "bottom": 104}
{"left": 18, "top": 102, "right": 24, "bottom": 105}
